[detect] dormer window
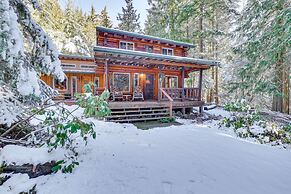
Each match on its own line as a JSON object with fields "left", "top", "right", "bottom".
{"left": 120, "top": 41, "right": 134, "bottom": 50}
{"left": 162, "top": 48, "right": 173, "bottom": 56}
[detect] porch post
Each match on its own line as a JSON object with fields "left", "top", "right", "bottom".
{"left": 199, "top": 69, "right": 203, "bottom": 114}
{"left": 182, "top": 66, "right": 185, "bottom": 101}
{"left": 105, "top": 59, "right": 109, "bottom": 91}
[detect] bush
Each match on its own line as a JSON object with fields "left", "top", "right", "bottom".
{"left": 224, "top": 100, "right": 252, "bottom": 112}
{"left": 160, "top": 117, "right": 176, "bottom": 123}
{"left": 76, "top": 83, "right": 111, "bottom": 118}
{"left": 39, "top": 105, "right": 96, "bottom": 173}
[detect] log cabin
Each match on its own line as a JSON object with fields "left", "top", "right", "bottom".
{"left": 41, "top": 26, "right": 220, "bottom": 122}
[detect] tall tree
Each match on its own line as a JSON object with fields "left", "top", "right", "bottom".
{"left": 233, "top": 0, "right": 290, "bottom": 113}
{"left": 99, "top": 6, "right": 113, "bottom": 28}
{"left": 0, "top": 0, "right": 64, "bottom": 126}
{"left": 117, "top": 0, "right": 141, "bottom": 32}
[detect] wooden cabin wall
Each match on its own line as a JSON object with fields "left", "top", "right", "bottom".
{"left": 97, "top": 32, "right": 186, "bottom": 57}
{"left": 97, "top": 63, "right": 182, "bottom": 100}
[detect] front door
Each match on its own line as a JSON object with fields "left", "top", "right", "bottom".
{"left": 145, "top": 74, "right": 154, "bottom": 100}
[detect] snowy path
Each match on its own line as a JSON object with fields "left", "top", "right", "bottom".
{"left": 1, "top": 120, "right": 291, "bottom": 194}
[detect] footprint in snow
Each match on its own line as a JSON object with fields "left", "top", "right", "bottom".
{"left": 161, "top": 181, "right": 173, "bottom": 194}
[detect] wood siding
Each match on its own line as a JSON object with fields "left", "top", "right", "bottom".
{"left": 97, "top": 32, "right": 186, "bottom": 57}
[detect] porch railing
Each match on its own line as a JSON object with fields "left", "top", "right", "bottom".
{"left": 159, "top": 88, "right": 200, "bottom": 101}
{"left": 159, "top": 88, "right": 173, "bottom": 117}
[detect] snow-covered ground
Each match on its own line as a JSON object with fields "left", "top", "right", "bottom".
{"left": 1, "top": 108, "right": 291, "bottom": 194}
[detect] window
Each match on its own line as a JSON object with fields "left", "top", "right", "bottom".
{"left": 94, "top": 77, "right": 100, "bottom": 88}
{"left": 162, "top": 48, "right": 174, "bottom": 56}
{"left": 120, "top": 41, "right": 134, "bottom": 50}
{"left": 133, "top": 73, "right": 139, "bottom": 88}
{"left": 145, "top": 45, "right": 153, "bottom": 53}
{"left": 61, "top": 64, "right": 76, "bottom": 68}
{"left": 165, "top": 76, "right": 178, "bottom": 88}
{"left": 113, "top": 73, "right": 130, "bottom": 92}
{"left": 80, "top": 65, "right": 96, "bottom": 69}
{"left": 54, "top": 77, "right": 68, "bottom": 90}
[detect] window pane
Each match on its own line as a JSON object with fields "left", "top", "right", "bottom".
{"left": 168, "top": 49, "right": 173, "bottom": 56}
{"left": 134, "top": 74, "right": 139, "bottom": 88}
{"left": 120, "top": 42, "right": 127, "bottom": 49}
{"left": 162, "top": 48, "right": 167, "bottom": 55}
{"left": 127, "top": 43, "right": 134, "bottom": 50}
{"left": 113, "top": 73, "right": 130, "bottom": 92}
{"left": 94, "top": 77, "right": 100, "bottom": 88}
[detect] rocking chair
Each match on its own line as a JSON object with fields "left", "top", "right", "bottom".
{"left": 111, "top": 87, "right": 123, "bottom": 101}
{"left": 132, "top": 86, "right": 144, "bottom": 101}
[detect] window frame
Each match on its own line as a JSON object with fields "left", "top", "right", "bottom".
{"left": 94, "top": 77, "right": 100, "bottom": 88}
{"left": 119, "top": 41, "right": 135, "bottom": 51}
{"left": 162, "top": 48, "right": 174, "bottom": 56}
{"left": 133, "top": 73, "right": 140, "bottom": 88}
{"left": 112, "top": 72, "right": 131, "bottom": 92}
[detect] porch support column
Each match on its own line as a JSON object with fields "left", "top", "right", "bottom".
{"left": 181, "top": 66, "right": 185, "bottom": 101}
{"left": 198, "top": 69, "right": 203, "bottom": 114}
{"left": 105, "top": 59, "right": 109, "bottom": 91}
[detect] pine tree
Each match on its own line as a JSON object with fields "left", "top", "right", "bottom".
{"left": 99, "top": 6, "right": 113, "bottom": 28}
{"left": 117, "top": 0, "right": 141, "bottom": 32}
{"left": 233, "top": 0, "right": 290, "bottom": 113}
{"left": 0, "top": 0, "right": 64, "bottom": 126}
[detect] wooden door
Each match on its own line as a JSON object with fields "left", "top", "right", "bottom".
{"left": 145, "top": 74, "right": 154, "bottom": 100}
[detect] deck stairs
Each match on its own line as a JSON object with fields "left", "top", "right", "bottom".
{"left": 105, "top": 104, "right": 171, "bottom": 123}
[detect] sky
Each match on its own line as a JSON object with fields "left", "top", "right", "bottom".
{"left": 60, "top": 0, "right": 150, "bottom": 29}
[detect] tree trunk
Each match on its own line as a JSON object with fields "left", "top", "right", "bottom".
{"left": 272, "top": 52, "right": 289, "bottom": 114}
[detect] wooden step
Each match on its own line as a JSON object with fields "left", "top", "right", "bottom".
{"left": 110, "top": 116, "right": 170, "bottom": 123}
{"left": 106, "top": 112, "right": 169, "bottom": 119}
{"left": 106, "top": 105, "right": 171, "bottom": 123}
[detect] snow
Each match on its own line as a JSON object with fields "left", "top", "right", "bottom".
{"left": 1, "top": 112, "right": 291, "bottom": 194}
{"left": 0, "top": 145, "right": 65, "bottom": 166}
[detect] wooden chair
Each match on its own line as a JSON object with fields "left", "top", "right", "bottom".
{"left": 111, "top": 87, "right": 123, "bottom": 101}
{"left": 132, "top": 86, "right": 144, "bottom": 101}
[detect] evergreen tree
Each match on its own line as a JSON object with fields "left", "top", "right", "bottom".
{"left": 0, "top": 0, "right": 64, "bottom": 126}
{"left": 99, "top": 6, "right": 113, "bottom": 28}
{"left": 232, "top": 0, "right": 290, "bottom": 113}
{"left": 117, "top": 0, "right": 141, "bottom": 32}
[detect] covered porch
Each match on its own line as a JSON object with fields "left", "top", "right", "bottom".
{"left": 93, "top": 46, "right": 218, "bottom": 122}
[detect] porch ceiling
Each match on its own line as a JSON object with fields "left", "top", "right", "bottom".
{"left": 93, "top": 46, "right": 220, "bottom": 69}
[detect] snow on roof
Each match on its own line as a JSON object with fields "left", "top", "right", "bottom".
{"left": 94, "top": 46, "right": 220, "bottom": 67}
{"left": 59, "top": 54, "right": 94, "bottom": 61}
{"left": 96, "top": 26, "right": 195, "bottom": 48}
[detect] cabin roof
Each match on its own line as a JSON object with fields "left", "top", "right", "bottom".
{"left": 93, "top": 46, "right": 220, "bottom": 67}
{"left": 96, "top": 26, "right": 195, "bottom": 48}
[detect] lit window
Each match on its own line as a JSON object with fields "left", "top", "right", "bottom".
{"left": 133, "top": 73, "right": 139, "bottom": 88}
{"left": 113, "top": 73, "right": 130, "bottom": 92}
{"left": 162, "top": 48, "right": 174, "bottom": 56}
{"left": 120, "top": 41, "right": 134, "bottom": 50}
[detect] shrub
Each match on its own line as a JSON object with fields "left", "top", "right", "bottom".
{"left": 76, "top": 83, "right": 111, "bottom": 118}
{"left": 160, "top": 117, "right": 176, "bottom": 123}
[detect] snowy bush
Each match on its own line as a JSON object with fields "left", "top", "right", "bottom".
{"left": 76, "top": 83, "right": 111, "bottom": 118}
{"left": 220, "top": 102, "right": 291, "bottom": 146}
{"left": 31, "top": 105, "right": 96, "bottom": 173}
